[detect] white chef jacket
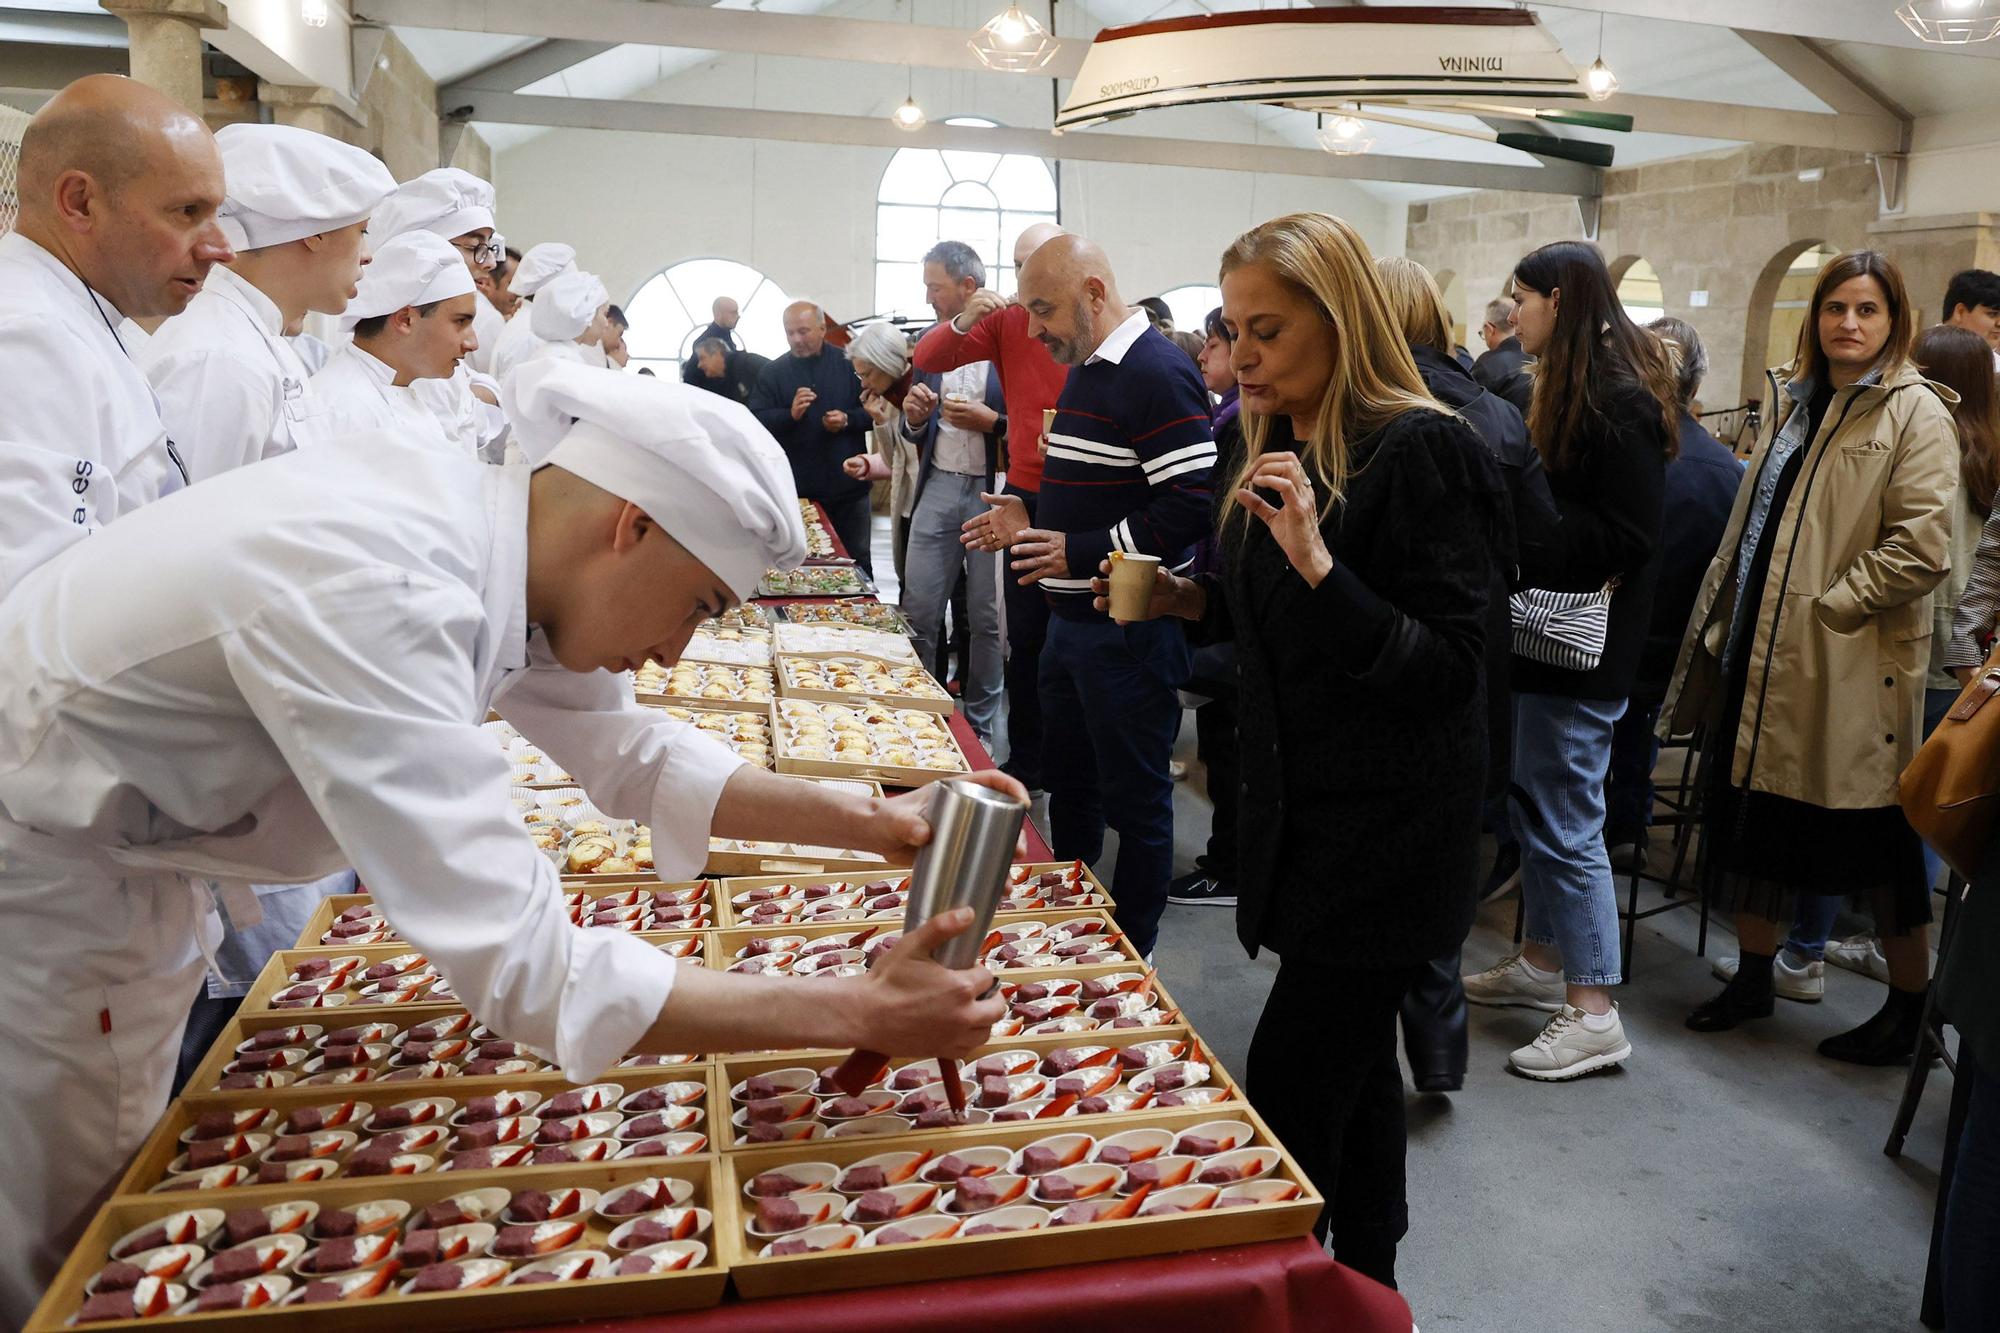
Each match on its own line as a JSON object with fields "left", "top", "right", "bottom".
{"left": 0, "top": 438, "right": 745, "bottom": 1079}
{"left": 490, "top": 304, "right": 543, "bottom": 382}
{"left": 414, "top": 363, "right": 510, "bottom": 462}
{"left": 310, "top": 343, "right": 457, "bottom": 453}
{"left": 139, "top": 264, "right": 336, "bottom": 482}
{"left": 468, "top": 288, "right": 505, "bottom": 377}
{"left": 0, "top": 232, "right": 186, "bottom": 590}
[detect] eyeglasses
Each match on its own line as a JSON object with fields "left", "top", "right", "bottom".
{"left": 454, "top": 234, "right": 506, "bottom": 265}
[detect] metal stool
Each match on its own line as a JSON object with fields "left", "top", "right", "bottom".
{"left": 1885, "top": 872, "right": 1965, "bottom": 1158}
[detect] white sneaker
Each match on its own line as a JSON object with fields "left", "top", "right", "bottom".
{"left": 1708, "top": 952, "right": 1825, "bottom": 1002}
{"left": 1508, "top": 1004, "right": 1632, "bottom": 1081}
{"left": 1825, "top": 933, "right": 1892, "bottom": 984}
{"left": 1462, "top": 954, "right": 1565, "bottom": 1012}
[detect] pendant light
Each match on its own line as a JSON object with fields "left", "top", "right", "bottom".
{"left": 1315, "top": 109, "right": 1373, "bottom": 157}
{"left": 890, "top": 2, "right": 926, "bottom": 131}
{"left": 1897, "top": 0, "right": 2000, "bottom": 43}
{"left": 300, "top": 0, "right": 330, "bottom": 27}
{"left": 1583, "top": 14, "right": 1619, "bottom": 101}
{"left": 970, "top": 3, "right": 1059, "bottom": 71}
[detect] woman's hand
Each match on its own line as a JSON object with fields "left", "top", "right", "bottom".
{"left": 860, "top": 389, "right": 895, "bottom": 427}
{"left": 1233, "top": 451, "right": 1332, "bottom": 587}
{"left": 1090, "top": 560, "right": 1206, "bottom": 624}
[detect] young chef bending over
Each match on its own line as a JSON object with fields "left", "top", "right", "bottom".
{"left": 0, "top": 361, "right": 1017, "bottom": 1324}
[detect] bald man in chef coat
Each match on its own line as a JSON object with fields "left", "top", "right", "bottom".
{"left": 0, "top": 74, "right": 233, "bottom": 589}
{"left": 0, "top": 363, "right": 1017, "bottom": 1325}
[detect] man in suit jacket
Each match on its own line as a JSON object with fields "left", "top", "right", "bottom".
{"left": 1472, "top": 295, "right": 1534, "bottom": 417}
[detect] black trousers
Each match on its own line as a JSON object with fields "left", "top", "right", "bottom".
{"left": 1188, "top": 653, "right": 1239, "bottom": 880}
{"left": 1000, "top": 483, "right": 1048, "bottom": 783}
{"left": 1247, "top": 956, "right": 1422, "bottom": 1288}
{"left": 818, "top": 489, "right": 875, "bottom": 580}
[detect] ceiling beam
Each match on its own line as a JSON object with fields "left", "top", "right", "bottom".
{"left": 359, "top": 0, "right": 1091, "bottom": 80}
{"left": 1528, "top": 0, "right": 2000, "bottom": 61}
{"left": 1601, "top": 92, "right": 1903, "bottom": 153}
{"left": 441, "top": 38, "right": 616, "bottom": 102}
{"left": 1730, "top": 30, "right": 1912, "bottom": 130}
{"left": 456, "top": 89, "right": 1601, "bottom": 195}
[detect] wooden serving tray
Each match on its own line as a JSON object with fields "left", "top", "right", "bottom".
{"left": 714, "top": 861, "right": 1113, "bottom": 929}
{"left": 712, "top": 908, "right": 1137, "bottom": 972}
{"left": 717, "top": 1102, "right": 1319, "bottom": 1299}
{"left": 774, "top": 653, "right": 955, "bottom": 716}
{"left": 237, "top": 932, "right": 709, "bottom": 1017}
{"left": 294, "top": 888, "right": 712, "bottom": 951}
{"left": 178, "top": 1005, "right": 713, "bottom": 1112}
{"left": 29, "top": 1156, "right": 725, "bottom": 1332}
{"left": 113, "top": 1065, "right": 726, "bottom": 1199}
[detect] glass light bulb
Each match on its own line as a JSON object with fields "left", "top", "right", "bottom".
{"left": 994, "top": 7, "right": 1027, "bottom": 43}
{"left": 300, "top": 0, "right": 329, "bottom": 26}
{"left": 892, "top": 97, "right": 926, "bottom": 131}
{"left": 1584, "top": 57, "right": 1619, "bottom": 101}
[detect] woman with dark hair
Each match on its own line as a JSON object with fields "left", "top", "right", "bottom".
{"left": 1461, "top": 240, "right": 1677, "bottom": 1081}
{"left": 1666, "top": 250, "right": 1956, "bottom": 1063}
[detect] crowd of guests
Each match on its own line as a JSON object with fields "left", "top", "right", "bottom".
{"left": 714, "top": 217, "right": 2000, "bottom": 1317}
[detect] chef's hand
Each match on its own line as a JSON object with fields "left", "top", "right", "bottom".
{"left": 1090, "top": 560, "right": 1206, "bottom": 624}
{"left": 941, "top": 396, "right": 999, "bottom": 433}
{"left": 790, "top": 386, "right": 817, "bottom": 421}
{"left": 1235, "top": 451, "right": 1332, "bottom": 587}
{"left": 859, "top": 768, "right": 1031, "bottom": 862}
{"left": 904, "top": 383, "right": 938, "bottom": 428}
{"left": 1009, "top": 529, "right": 1067, "bottom": 586}
{"left": 860, "top": 390, "right": 895, "bottom": 427}
{"left": 961, "top": 492, "right": 1031, "bottom": 552}
{"left": 821, "top": 409, "right": 849, "bottom": 433}
{"left": 956, "top": 289, "right": 1007, "bottom": 331}
{"left": 860, "top": 908, "right": 1005, "bottom": 1058}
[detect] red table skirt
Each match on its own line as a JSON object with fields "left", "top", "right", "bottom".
{"left": 512, "top": 1240, "right": 1409, "bottom": 1333}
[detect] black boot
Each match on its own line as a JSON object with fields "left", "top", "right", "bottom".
{"left": 1686, "top": 953, "right": 1776, "bottom": 1032}
{"left": 1401, "top": 951, "right": 1468, "bottom": 1093}
{"left": 1817, "top": 986, "right": 1927, "bottom": 1066}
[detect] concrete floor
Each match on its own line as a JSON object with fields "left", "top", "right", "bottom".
{"left": 871, "top": 516, "right": 1950, "bottom": 1330}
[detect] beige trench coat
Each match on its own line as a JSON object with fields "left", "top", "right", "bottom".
{"left": 1660, "top": 359, "right": 1959, "bottom": 809}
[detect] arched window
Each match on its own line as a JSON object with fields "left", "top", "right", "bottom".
{"left": 875, "top": 118, "right": 1057, "bottom": 320}
{"left": 1763, "top": 243, "right": 1838, "bottom": 371}
{"left": 1613, "top": 257, "right": 1664, "bottom": 325}
{"left": 1157, "top": 284, "right": 1222, "bottom": 333}
{"left": 624, "top": 258, "right": 792, "bottom": 374}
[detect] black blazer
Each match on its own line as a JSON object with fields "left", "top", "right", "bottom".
{"left": 1473, "top": 336, "right": 1534, "bottom": 417}
{"left": 1635, "top": 413, "right": 1744, "bottom": 695}
{"left": 1195, "top": 409, "right": 1507, "bottom": 967}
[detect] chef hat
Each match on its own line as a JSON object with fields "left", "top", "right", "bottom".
{"left": 846, "top": 322, "right": 909, "bottom": 379}
{"left": 504, "top": 359, "right": 807, "bottom": 601}
{"left": 513, "top": 242, "right": 577, "bottom": 298}
{"left": 340, "top": 230, "right": 476, "bottom": 329}
{"left": 214, "top": 123, "right": 397, "bottom": 251}
{"left": 530, "top": 270, "right": 609, "bottom": 342}
{"left": 366, "top": 167, "right": 497, "bottom": 244}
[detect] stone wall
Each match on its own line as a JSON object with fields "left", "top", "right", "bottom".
{"left": 1404, "top": 143, "right": 2000, "bottom": 412}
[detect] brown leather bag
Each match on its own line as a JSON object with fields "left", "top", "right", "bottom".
{"left": 1901, "top": 647, "right": 2000, "bottom": 878}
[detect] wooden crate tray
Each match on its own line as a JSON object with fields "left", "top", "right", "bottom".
{"left": 713, "top": 907, "right": 1138, "bottom": 974}
{"left": 29, "top": 1156, "right": 725, "bottom": 1332}
{"left": 756, "top": 567, "right": 878, "bottom": 599}
{"left": 184, "top": 1004, "right": 710, "bottom": 1104}
{"left": 771, "top": 697, "right": 972, "bottom": 789}
{"left": 113, "top": 1064, "right": 725, "bottom": 1199}
{"left": 711, "top": 1024, "right": 1233, "bottom": 1152}
{"left": 715, "top": 860, "right": 1111, "bottom": 929}
{"left": 774, "top": 653, "right": 954, "bottom": 715}
{"left": 716, "top": 1102, "right": 1319, "bottom": 1299}
{"left": 777, "top": 600, "right": 914, "bottom": 635}
{"left": 237, "top": 932, "right": 708, "bottom": 1017}
{"left": 296, "top": 888, "right": 712, "bottom": 951}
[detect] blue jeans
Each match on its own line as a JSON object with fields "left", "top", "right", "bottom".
{"left": 1512, "top": 691, "right": 1625, "bottom": 987}
{"left": 901, "top": 473, "right": 1003, "bottom": 743}
{"left": 1039, "top": 615, "right": 1189, "bottom": 958}
{"left": 1945, "top": 1046, "right": 2000, "bottom": 1328}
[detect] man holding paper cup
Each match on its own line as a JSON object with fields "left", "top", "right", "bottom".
{"left": 961, "top": 235, "right": 1215, "bottom": 958}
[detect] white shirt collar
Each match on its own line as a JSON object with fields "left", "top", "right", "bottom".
{"left": 205, "top": 264, "right": 286, "bottom": 337}
{"left": 345, "top": 342, "right": 399, "bottom": 387}
{"left": 1086, "top": 309, "right": 1151, "bottom": 366}
{"left": 4, "top": 231, "right": 133, "bottom": 330}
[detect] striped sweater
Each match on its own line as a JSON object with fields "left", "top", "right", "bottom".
{"left": 1038, "top": 318, "right": 1217, "bottom": 619}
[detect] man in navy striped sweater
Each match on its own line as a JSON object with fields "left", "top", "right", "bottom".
{"left": 962, "top": 235, "right": 1215, "bottom": 957}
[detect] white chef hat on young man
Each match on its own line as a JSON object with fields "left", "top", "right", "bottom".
{"left": 504, "top": 359, "right": 807, "bottom": 601}
{"left": 512, "top": 242, "right": 577, "bottom": 298}
{"left": 365, "top": 167, "right": 497, "bottom": 245}
{"left": 529, "top": 270, "right": 609, "bottom": 342}
{"left": 214, "top": 123, "right": 397, "bottom": 252}
{"left": 340, "top": 230, "right": 477, "bottom": 329}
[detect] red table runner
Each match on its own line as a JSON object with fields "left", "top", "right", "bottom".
{"left": 510, "top": 1240, "right": 1409, "bottom": 1333}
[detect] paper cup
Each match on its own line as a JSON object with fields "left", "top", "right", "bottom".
{"left": 1106, "top": 552, "right": 1161, "bottom": 620}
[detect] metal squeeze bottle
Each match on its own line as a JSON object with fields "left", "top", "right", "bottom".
{"left": 828, "top": 779, "right": 1029, "bottom": 1100}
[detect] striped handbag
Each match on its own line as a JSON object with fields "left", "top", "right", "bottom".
{"left": 1509, "top": 584, "right": 1615, "bottom": 672}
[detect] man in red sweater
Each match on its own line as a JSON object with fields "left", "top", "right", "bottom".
{"left": 912, "top": 221, "right": 1068, "bottom": 789}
